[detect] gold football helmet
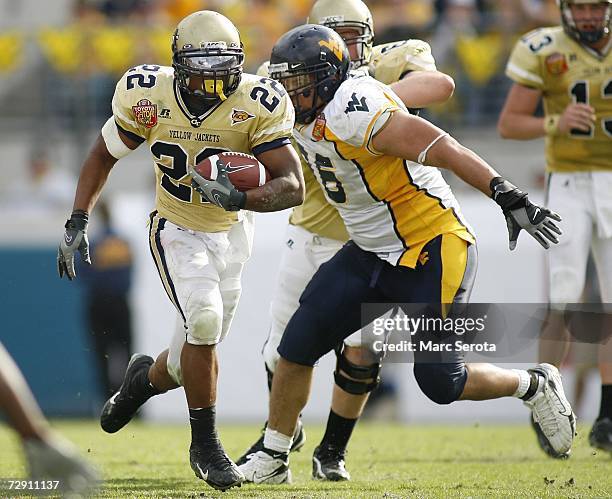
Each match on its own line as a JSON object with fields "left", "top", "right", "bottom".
{"left": 307, "top": 0, "right": 374, "bottom": 68}
{"left": 557, "top": 0, "right": 612, "bottom": 44}
{"left": 172, "top": 10, "right": 244, "bottom": 101}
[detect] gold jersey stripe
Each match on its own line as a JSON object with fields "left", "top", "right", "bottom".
{"left": 400, "top": 159, "right": 476, "bottom": 243}
{"left": 441, "top": 234, "right": 469, "bottom": 306}
{"left": 350, "top": 155, "right": 411, "bottom": 261}
{"left": 324, "top": 127, "right": 474, "bottom": 268}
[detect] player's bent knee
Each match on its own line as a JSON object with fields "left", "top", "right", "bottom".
{"left": 187, "top": 306, "right": 223, "bottom": 345}
{"left": 550, "top": 268, "right": 583, "bottom": 304}
{"left": 277, "top": 305, "right": 333, "bottom": 366}
{"left": 414, "top": 363, "right": 467, "bottom": 405}
{"left": 334, "top": 348, "right": 381, "bottom": 395}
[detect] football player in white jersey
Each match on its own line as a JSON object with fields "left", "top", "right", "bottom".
{"left": 238, "top": 24, "right": 576, "bottom": 484}
{"left": 56, "top": 11, "right": 303, "bottom": 491}
{"left": 237, "top": 0, "right": 457, "bottom": 480}
{"left": 498, "top": 0, "right": 612, "bottom": 456}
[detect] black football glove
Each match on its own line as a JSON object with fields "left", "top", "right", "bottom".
{"left": 57, "top": 210, "right": 90, "bottom": 280}
{"left": 190, "top": 158, "right": 247, "bottom": 212}
{"left": 490, "top": 177, "right": 562, "bottom": 251}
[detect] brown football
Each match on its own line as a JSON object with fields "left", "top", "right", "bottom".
{"left": 193, "top": 152, "right": 271, "bottom": 192}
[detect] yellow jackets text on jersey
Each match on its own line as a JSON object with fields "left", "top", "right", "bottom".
{"left": 506, "top": 27, "right": 612, "bottom": 173}
{"left": 293, "top": 72, "right": 474, "bottom": 269}
{"left": 112, "top": 65, "right": 294, "bottom": 232}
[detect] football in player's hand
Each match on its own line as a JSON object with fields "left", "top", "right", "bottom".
{"left": 194, "top": 152, "right": 271, "bottom": 192}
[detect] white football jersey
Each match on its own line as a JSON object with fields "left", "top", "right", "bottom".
{"left": 257, "top": 39, "right": 439, "bottom": 242}
{"left": 293, "top": 72, "right": 474, "bottom": 268}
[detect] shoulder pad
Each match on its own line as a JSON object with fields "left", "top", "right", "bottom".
{"left": 256, "top": 61, "right": 270, "bottom": 77}
{"left": 517, "top": 27, "right": 564, "bottom": 54}
{"left": 112, "top": 64, "right": 171, "bottom": 139}
{"left": 325, "top": 76, "right": 404, "bottom": 147}
{"left": 505, "top": 28, "right": 564, "bottom": 88}
{"left": 370, "top": 40, "right": 436, "bottom": 84}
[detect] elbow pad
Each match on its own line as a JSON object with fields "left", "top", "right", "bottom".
{"left": 101, "top": 117, "right": 133, "bottom": 159}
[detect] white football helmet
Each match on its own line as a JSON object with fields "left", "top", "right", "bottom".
{"left": 557, "top": 0, "right": 612, "bottom": 44}
{"left": 172, "top": 10, "right": 244, "bottom": 101}
{"left": 307, "top": 0, "right": 374, "bottom": 69}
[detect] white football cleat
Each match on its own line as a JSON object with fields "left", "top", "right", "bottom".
{"left": 23, "top": 435, "right": 99, "bottom": 496}
{"left": 524, "top": 363, "right": 576, "bottom": 457}
{"left": 238, "top": 450, "right": 291, "bottom": 484}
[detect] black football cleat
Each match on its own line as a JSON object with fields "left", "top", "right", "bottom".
{"left": 312, "top": 444, "right": 350, "bottom": 481}
{"left": 236, "top": 418, "right": 306, "bottom": 466}
{"left": 100, "top": 353, "right": 154, "bottom": 433}
{"left": 589, "top": 417, "right": 612, "bottom": 453}
{"left": 190, "top": 443, "right": 244, "bottom": 491}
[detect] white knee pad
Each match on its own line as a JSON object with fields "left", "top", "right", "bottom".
{"left": 549, "top": 267, "right": 585, "bottom": 304}
{"left": 185, "top": 290, "right": 223, "bottom": 345}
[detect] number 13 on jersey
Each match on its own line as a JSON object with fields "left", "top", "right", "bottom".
{"left": 569, "top": 79, "right": 612, "bottom": 138}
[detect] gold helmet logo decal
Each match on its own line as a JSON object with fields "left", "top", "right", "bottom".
{"left": 319, "top": 38, "right": 344, "bottom": 61}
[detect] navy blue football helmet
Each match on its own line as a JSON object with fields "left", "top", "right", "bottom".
{"left": 269, "top": 24, "right": 350, "bottom": 124}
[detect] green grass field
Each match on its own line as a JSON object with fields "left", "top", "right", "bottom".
{"left": 1, "top": 421, "right": 610, "bottom": 498}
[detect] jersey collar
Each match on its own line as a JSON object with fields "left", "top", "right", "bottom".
{"left": 173, "top": 80, "right": 225, "bottom": 128}
{"left": 571, "top": 34, "right": 612, "bottom": 60}
{"left": 599, "top": 36, "right": 612, "bottom": 57}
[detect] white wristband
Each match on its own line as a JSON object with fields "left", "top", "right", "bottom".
{"left": 101, "top": 117, "right": 134, "bottom": 159}
{"left": 417, "top": 132, "right": 449, "bottom": 165}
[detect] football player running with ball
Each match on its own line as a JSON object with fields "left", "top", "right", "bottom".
{"left": 498, "top": 0, "right": 612, "bottom": 456}
{"left": 56, "top": 11, "right": 303, "bottom": 491}
{"left": 238, "top": 0, "right": 456, "bottom": 481}
{"left": 238, "top": 25, "right": 575, "bottom": 484}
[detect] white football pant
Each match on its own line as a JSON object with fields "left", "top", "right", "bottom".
{"left": 547, "top": 172, "right": 612, "bottom": 305}
{"left": 148, "top": 211, "right": 254, "bottom": 386}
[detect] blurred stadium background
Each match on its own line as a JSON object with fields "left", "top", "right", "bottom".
{"left": 0, "top": 0, "right": 601, "bottom": 427}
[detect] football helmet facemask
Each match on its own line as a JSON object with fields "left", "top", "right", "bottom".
{"left": 172, "top": 10, "right": 244, "bottom": 102}
{"left": 269, "top": 24, "right": 350, "bottom": 125}
{"left": 558, "top": 0, "right": 612, "bottom": 44}
{"left": 308, "top": 0, "right": 374, "bottom": 69}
